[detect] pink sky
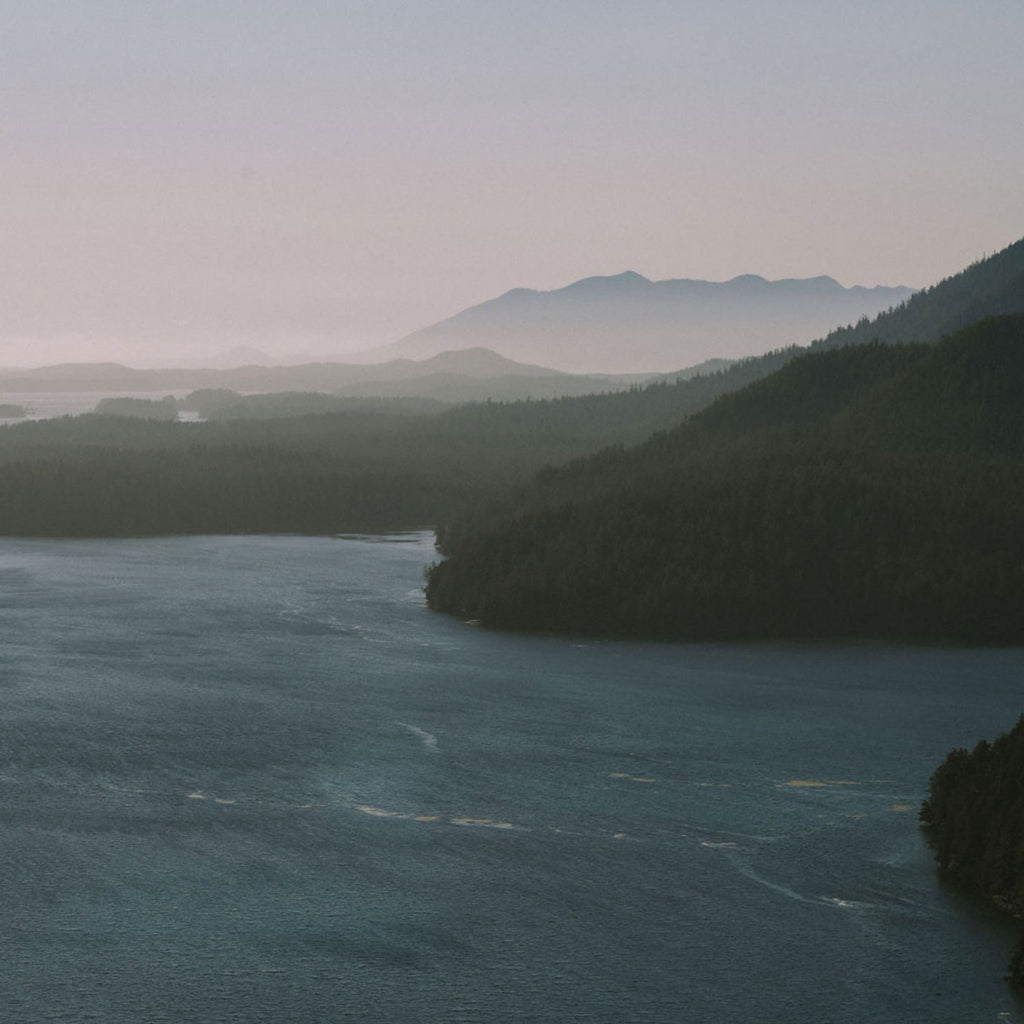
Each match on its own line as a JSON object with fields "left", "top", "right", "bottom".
{"left": 2, "top": 1, "right": 1022, "bottom": 366}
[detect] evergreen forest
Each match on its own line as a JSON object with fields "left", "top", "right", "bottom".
{"left": 921, "top": 719, "right": 1024, "bottom": 982}
{"left": 0, "top": 353, "right": 792, "bottom": 537}
{"left": 2, "top": 236, "right": 1024, "bottom": 646}
{"left": 426, "top": 313, "right": 1024, "bottom": 642}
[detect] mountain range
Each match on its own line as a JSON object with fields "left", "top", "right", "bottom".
{"left": 0, "top": 347, "right": 635, "bottom": 401}
{"left": 356, "top": 272, "right": 915, "bottom": 373}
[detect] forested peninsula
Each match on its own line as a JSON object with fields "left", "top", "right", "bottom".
{"left": 921, "top": 720, "right": 1024, "bottom": 982}
{"left": 426, "top": 238, "right": 1024, "bottom": 644}
{"left": 426, "top": 316, "right": 1024, "bottom": 642}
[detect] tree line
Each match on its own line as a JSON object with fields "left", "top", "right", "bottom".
{"left": 0, "top": 356, "right": 795, "bottom": 536}
{"left": 426, "top": 316, "right": 1024, "bottom": 643}
{"left": 921, "top": 717, "right": 1024, "bottom": 983}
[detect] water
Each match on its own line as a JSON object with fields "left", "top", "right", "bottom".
{"left": 0, "top": 532, "right": 1022, "bottom": 1022}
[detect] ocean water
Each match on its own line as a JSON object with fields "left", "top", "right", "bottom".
{"left": 0, "top": 531, "right": 1022, "bottom": 1023}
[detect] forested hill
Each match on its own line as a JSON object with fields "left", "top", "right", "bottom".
{"left": 0, "top": 352, "right": 792, "bottom": 537}
{"left": 2, "top": 239, "right": 1022, "bottom": 541}
{"left": 814, "top": 236, "right": 1024, "bottom": 351}
{"left": 425, "top": 315, "right": 1024, "bottom": 643}
{"left": 921, "top": 719, "right": 1024, "bottom": 982}
{"left": 427, "top": 234, "right": 1024, "bottom": 449}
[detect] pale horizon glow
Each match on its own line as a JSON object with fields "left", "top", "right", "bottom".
{"left": 2, "top": 1, "right": 1023, "bottom": 367}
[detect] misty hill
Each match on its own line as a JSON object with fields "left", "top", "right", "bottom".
{"left": 425, "top": 314, "right": 1024, "bottom": 643}
{"left": 0, "top": 357, "right": 770, "bottom": 536}
{"left": 183, "top": 345, "right": 277, "bottom": 369}
{"left": 359, "top": 271, "right": 914, "bottom": 373}
{"left": 0, "top": 347, "right": 650, "bottom": 405}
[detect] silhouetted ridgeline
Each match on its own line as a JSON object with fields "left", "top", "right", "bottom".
{"left": 426, "top": 316, "right": 1024, "bottom": 643}
{"left": 814, "top": 236, "right": 1024, "bottom": 351}
{"left": 921, "top": 719, "right": 1024, "bottom": 982}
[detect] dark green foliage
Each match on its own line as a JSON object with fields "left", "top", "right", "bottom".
{"left": 177, "top": 389, "right": 243, "bottom": 417}
{"left": 0, "top": 352, "right": 813, "bottom": 538}
{"left": 426, "top": 236, "right": 1024, "bottom": 641}
{"left": 204, "top": 392, "right": 448, "bottom": 420}
{"left": 177, "top": 388, "right": 448, "bottom": 420}
{"left": 93, "top": 396, "right": 179, "bottom": 420}
{"left": 815, "top": 237, "right": 1024, "bottom": 351}
{"left": 426, "top": 316, "right": 1024, "bottom": 643}
{"left": 0, "top": 412, "right": 494, "bottom": 536}
{"left": 921, "top": 720, "right": 1024, "bottom": 904}
{"left": 1009, "top": 941, "right": 1024, "bottom": 986}
{"left": 922, "top": 718, "right": 1024, "bottom": 981}
{"left": 0, "top": 450, "right": 458, "bottom": 535}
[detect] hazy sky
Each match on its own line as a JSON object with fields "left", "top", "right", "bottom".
{"left": 3, "top": 0, "right": 1023, "bottom": 365}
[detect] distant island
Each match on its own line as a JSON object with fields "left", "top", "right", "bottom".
{"left": 0, "top": 347, "right": 662, "bottom": 406}
{"left": 94, "top": 396, "right": 179, "bottom": 421}
{"left": 0, "top": 404, "right": 27, "bottom": 419}
{"left": 921, "top": 718, "right": 1024, "bottom": 983}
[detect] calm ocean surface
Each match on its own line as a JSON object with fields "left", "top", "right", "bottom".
{"left": 1, "top": 532, "right": 1022, "bottom": 1023}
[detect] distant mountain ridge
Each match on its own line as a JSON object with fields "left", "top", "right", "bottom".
{"left": 357, "top": 271, "right": 914, "bottom": 373}
{"left": 0, "top": 346, "right": 659, "bottom": 405}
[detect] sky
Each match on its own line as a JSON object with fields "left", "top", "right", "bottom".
{"left": 2, "top": 0, "right": 1023, "bottom": 366}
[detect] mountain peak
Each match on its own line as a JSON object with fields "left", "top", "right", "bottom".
{"left": 725, "top": 274, "right": 770, "bottom": 286}
{"left": 561, "top": 270, "right": 652, "bottom": 294}
{"left": 415, "top": 347, "right": 565, "bottom": 378}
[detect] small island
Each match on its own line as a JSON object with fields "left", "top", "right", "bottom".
{"left": 920, "top": 717, "right": 1024, "bottom": 982}
{"left": 0, "top": 403, "right": 28, "bottom": 419}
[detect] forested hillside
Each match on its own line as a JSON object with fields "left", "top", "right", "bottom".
{"left": 2, "top": 238, "right": 1022, "bottom": 542}
{"left": 815, "top": 237, "right": 1024, "bottom": 351}
{"left": 921, "top": 719, "right": 1024, "bottom": 982}
{"left": 0, "top": 354, "right": 793, "bottom": 537}
{"left": 426, "top": 316, "right": 1024, "bottom": 643}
